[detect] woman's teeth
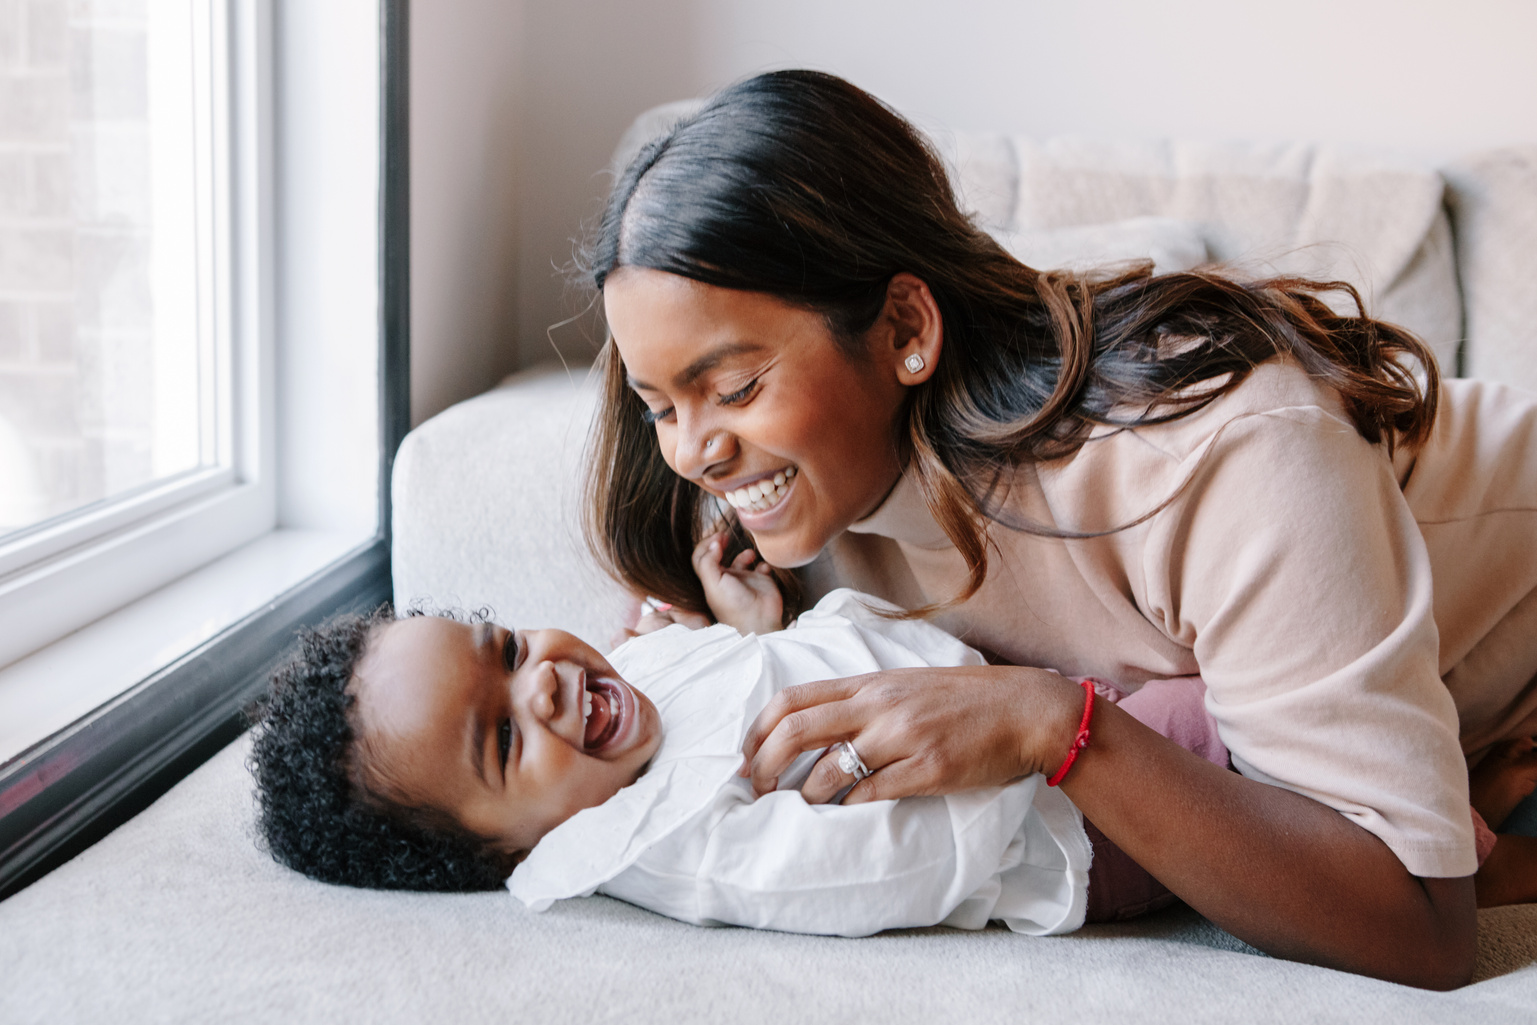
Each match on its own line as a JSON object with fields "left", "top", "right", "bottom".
{"left": 724, "top": 466, "right": 796, "bottom": 512}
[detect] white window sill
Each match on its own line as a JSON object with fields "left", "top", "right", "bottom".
{"left": 0, "top": 527, "right": 373, "bottom": 765}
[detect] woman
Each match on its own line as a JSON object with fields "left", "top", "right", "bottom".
{"left": 582, "top": 70, "right": 1537, "bottom": 988}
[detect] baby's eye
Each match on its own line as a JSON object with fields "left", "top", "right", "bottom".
{"left": 503, "top": 629, "right": 524, "bottom": 672}
{"left": 498, "top": 720, "right": 513, "bottom": 769}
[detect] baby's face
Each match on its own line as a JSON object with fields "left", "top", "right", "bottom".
{"left": 353, "top": 616, "right": 662, "bottom": 856}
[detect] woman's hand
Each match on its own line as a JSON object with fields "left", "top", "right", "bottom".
{"left": 693, "top": 531, "right": 783, "bottom": 635}
{"left": 738, "top": 664, "right": 1084, "bottom": 804}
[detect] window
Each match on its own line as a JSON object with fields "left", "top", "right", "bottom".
{"left": 0, "top": 1, "right": 221, "bottom": 536}
{"left": 0, "top": 0, "right": 408, "bottom": 897}
{"left": 0, "top": 0, "right": 270, "bottom": 671}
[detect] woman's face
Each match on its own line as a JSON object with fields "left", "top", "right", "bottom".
{"left": 604, "top": 267, "right": 910, "bottom": 568}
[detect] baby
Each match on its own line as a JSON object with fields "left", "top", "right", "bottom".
{"left": 250, "top": 533, "right": 1098, "bottom": 933}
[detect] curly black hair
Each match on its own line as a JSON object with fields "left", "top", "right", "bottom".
{"left": 247, "top": 604, "right": 517, "bottom": 891}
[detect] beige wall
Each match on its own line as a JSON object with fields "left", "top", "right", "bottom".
{"left": 409, "top": 0, "right": 524, "bottom": 426}
{"left": 412, "top": 0, "right": 1537, "bottom": 417}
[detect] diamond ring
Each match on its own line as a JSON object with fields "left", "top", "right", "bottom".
{"left": 835, "top": 740, "right": 871, "bottom": 781}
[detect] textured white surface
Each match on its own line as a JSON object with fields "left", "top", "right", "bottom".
{"left": 1, "top": 736, "right": 1534, "bottom": 1023}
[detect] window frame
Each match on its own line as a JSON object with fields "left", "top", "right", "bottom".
{"left": 0, "top": 0, "right": 410, "bottom": 899}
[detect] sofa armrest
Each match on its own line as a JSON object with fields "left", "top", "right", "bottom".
{"left": 391, "top": 365, "right": 632, "bottom": 649}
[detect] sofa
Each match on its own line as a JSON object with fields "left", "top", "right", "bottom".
{"left": 2, "top": 104, "right": 1536, "bottom": 1023}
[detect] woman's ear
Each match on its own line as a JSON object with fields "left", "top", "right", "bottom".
{"left": 883, "top": 272, "right": 942, "bottom": 384}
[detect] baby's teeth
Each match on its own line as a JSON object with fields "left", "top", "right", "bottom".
{"left": 583, "top": 691, "right": 592, "bottom": 721}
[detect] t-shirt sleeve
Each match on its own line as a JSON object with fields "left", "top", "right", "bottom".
{"left": 1143, "top": 406, "right": 1477, "bottom": 878}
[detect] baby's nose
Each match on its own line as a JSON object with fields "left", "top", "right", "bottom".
{"left": 525, "top": 662, "right": 559, "bottom": 720}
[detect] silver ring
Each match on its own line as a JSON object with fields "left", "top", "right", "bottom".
{"left": 835, "top": 741, "right": 871, "bottom": 781}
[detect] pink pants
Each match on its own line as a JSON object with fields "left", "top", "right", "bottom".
{"left": 1082, "top": 676, "right": 1228, "bottom": 923}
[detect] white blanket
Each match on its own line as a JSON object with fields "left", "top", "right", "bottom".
{"left": 508, "top": 590, "right": 1091, "bottom": 936}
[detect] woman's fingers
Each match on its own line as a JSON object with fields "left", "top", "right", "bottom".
{"left": 797, "top": 745, "right": 859, "bottom": 805}
{"left": 739, "top": 676, "right": 869, "bottom": 794}
{"left": 738, "top": 665, "right": 1080, "bottom": 804}
{"left": 839, "top": 755, "right": 940, "bottom": 806}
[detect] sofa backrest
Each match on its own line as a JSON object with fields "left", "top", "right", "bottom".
{"left": 1442, "top": 147, "right": 1537, "bottom": 388}
{"left": 611, "top": 100, "right": 1463, "bottom": 373}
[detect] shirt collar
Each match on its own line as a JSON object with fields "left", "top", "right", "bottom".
{"left": 847, "top": 471, "right": 954, "bottom": 550}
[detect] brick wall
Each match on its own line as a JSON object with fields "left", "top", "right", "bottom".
{"left": 0, "top": 0, "right": 156, "bottom": 532}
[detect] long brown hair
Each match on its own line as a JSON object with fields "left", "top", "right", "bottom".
{"left": 582, "top": 70, "right": 1438, "bottom": 615}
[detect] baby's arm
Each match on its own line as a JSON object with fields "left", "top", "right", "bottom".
{"left": 629, "top": 531, "right": 785, "bottom": 637}
{"left": 692, "top": 532, "right": 783, "bottom": 635}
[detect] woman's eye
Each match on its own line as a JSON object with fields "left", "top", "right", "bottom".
{"left": 719, "top": 379, "right": 759, "bottom": 406}
{"left": 503, "top": 630, "right": 524, "bottom": 672}
{"left": 498, "top": 720, "right": 512, "bottom": 769}
{"left": 640, "top": 405, "right": 674, "bottom": 425}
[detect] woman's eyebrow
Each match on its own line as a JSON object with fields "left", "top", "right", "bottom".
{"left": 627, "top": 341, "right": 764, "bottom": 392}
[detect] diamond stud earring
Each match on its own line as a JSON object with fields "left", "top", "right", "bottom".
{"left": 904, "top": 353, "right": 926, "bottom": 374}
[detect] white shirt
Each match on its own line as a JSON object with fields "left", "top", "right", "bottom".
{"left": 507, "top": 590, "right": 1091, "bottom": 937}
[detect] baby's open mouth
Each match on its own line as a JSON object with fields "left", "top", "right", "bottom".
{"left": 582, "top": 679, "right": 624, "bottom": 750}
{"left": 723, "top": 466, "right": 797, "bottom": 513}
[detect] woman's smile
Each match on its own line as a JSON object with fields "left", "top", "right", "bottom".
{"left": 721, "top": 465, "right": 797, "bottom": 517}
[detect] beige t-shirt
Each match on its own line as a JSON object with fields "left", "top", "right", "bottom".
{"left": 824, "top": 360, "right": 1537, "bottom": 879}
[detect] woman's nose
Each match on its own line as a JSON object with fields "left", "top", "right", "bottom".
{"left": 672, "top": 411, "right": 734, "bottom": 480}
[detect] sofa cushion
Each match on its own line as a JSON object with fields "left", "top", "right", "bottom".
{"left": 937, "top": 133, "right": 1461, "bottom": 373}
{"left": 1443, "top": 148, "right": 1537, "bottom": 391}
{"left": 992, "top": 215, "right": 1208, "bottom": 275}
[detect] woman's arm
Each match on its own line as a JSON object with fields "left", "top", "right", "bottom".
{"left": 738, "top": 665, "right": 1477, "bottom": 990}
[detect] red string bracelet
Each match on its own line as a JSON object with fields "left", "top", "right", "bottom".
{"left": 1046, "top": 679, "right": 1096, "bottom": 787}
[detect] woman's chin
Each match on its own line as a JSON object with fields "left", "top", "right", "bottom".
{"left": 748, "top": 527, "right": 828, "bottom": 570}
